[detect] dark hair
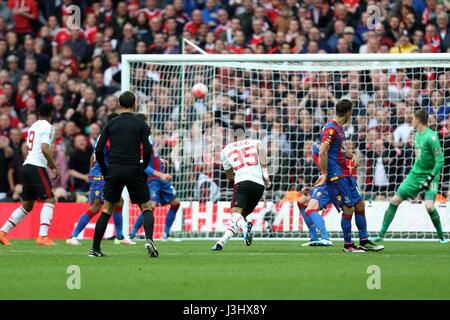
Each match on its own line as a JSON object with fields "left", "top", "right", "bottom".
{"left": 107, "top": 112, "right": 119, "bottom": 122}
{"left": 38, "top": 103, "right": 54, "bottom": 117}
{"left": 335, "top": 99, "right": 353, "bottom": 117}
{"left": 414, "top": 109, "right": 429, "bottom": 125}
{"left": 118, "top": 91, "right": 136, "bottom": 109}
{"left": 232, "top": 123, "right": 246, "bottom": 132}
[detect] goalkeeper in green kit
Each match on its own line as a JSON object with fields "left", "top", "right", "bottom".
{"left": 371, "top": 110, "right": 448, "bottom": 243}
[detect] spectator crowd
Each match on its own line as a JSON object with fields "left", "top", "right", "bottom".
{"left": 0, "top": 0, "right": 450, "bottom": 203}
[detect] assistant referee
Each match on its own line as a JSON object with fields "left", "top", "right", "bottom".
{"left": 89, "top": 91, "right": 159, "bottom": 258}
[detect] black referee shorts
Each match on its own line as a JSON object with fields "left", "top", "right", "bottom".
{"left": 21, "top": 164, "right": 54, "bottom": 201}
{"left": 103, "top": 165, "right": 149, "bottom": 204}
{"left": 231, "top": 180, "right": 265, "bottom": 216}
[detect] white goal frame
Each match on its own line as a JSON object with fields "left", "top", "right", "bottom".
{"left": 120, "top": 53, "right": 450, "bottom": 240}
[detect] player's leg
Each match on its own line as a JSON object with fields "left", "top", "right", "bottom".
{"left": 298, "top": 202, "right": 319, "bottom": 244}
{"left": 157, "top": 180, "right": 180, "bottom": 240}
{"left": 212, "top": 187, "right": 250, "bottom": 251}
{"left": 31, "top": 166, "right": 57, "bottom": 245}
{"left": 0, "top": 199, "right": 34, "bottom": 245}
{"left": 162, "top": 198, "right": 180, "bottom": 241}
{"left": 370, "top": 175, "right": 416, "bottom": 241}
{"left": 424, "top": 182, "right": 447, "bottom": 243}
{"left": 213, "top": 225, "right": 238, "bottom": 251}
{"left": 241, "top": 182, "right": 265, "bottom": 246}
{"left": 89, "top": 200, "right": 116, "bottom": 257}
{"left": 128, "top": 174, "right": 158, "bottom": 257}
{"left": 90, "top": 171, "right": 123, "bottom": 257}
{"left": 36, "top": 197, "right": 57, "bottom": 245}
{"left": 354, "top": 199, "right": 384, "bottom": 251}
{"left": 129, "top": 213, "right": 143, "bottom": 239}
{"left": 139, "top": 200, "right": 159, "bottom": 257}
{"left": 304, "top": 186, "right": 331, "bottom": 245}
{"left": 340, "top": 205, "right": 364, "bottom": 252}
{"left": 67, "top": 196, "right": 102, "bottom": 245}
{"left": 212, "top": 182, "right": 248, "bottom": 250}
{"left": 113, "top": 198, "right": 136, "bottom": 245}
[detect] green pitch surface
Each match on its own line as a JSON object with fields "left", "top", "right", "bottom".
{"left": 1, "top": 240, "right": 449, "bottom": 300}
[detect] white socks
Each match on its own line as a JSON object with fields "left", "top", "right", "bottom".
{"left": 218, "top": 226, "right": 238, "bottom": 246}
{"left": 39, "top": 203, "right": 55, "bottom": 237}
{"left": 1, "top": 206, "right": 29, "bottom": 233}
{"left": 217, "top": 213, "right": 248, "bottom": 247}
{"left": 231, "top": 212, "right": 248, "bottom": 231}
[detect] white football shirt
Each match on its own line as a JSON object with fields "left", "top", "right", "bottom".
{"left": 24, "top": 120, "right": 55, "bottom": 168}
{"left": 221, "top": 139, "right": 264, "bottom": 186}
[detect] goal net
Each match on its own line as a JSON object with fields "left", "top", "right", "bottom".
{"left": 121, "top": 54, "right": 450, "bottom": 241}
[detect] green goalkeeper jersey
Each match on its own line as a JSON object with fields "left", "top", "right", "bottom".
{"left": 412, "top": 127, "right": 444, "bottom": 177}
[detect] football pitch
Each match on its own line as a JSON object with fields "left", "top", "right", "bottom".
{"left": 1, "top": 240, "right": 449, "bottom": 300}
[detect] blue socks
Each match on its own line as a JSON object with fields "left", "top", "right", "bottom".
{"left": 341, "top": 213, "right": 353, "bottom": 244}
{"left": 300, "top": 207, "right": 319, "bottom": 241}
{"left": 306, "top": 209, "right": 329, "bottom": 240}
{"left": 164, "top": 208, "right": 177, "bottom": 236}
{"left": 130, "top": 213, "right": 143, "bottom": 238}
{"left": 72, "top": 213, "right": 91, "bottom": 238}
{"left": 355, "top": 209, "right": 368, "bottom": 241}
{"left": 113, "top": 210, "right": 124, "bottom": 240}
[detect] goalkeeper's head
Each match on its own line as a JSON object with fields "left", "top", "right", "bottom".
{"left": 335, "top": 99, "right": 353, "bottom": 125}
{"left": 413, "top": 109, "right": 429, "bottom": 130}
{"left": 233, "top": 123, "right": 246, "bottom": 140}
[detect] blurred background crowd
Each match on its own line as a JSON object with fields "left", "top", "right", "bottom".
{"left": 0, "top": 0, "right": 450, "bottom": 204}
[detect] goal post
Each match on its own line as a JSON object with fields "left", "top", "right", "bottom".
{"left": 121, "top": 53, "right": 450, "bottom": 241}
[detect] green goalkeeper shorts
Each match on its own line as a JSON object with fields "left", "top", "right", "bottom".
{"left": 396, "top": 172, "right": 439, "bottom": 201}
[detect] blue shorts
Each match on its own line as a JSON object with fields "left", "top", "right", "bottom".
{"left": 148, "top": 179, "right": 177, "bottom": 205}
{"left": 89, "top": 176, "right": 105, "bottom": 204}
{"left": 310, "top": 184, "right": 332, "bottom": 210}
{"left": 328, "top": 176, "right": 363, "bottom": 209}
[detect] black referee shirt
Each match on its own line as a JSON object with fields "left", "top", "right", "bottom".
{"left": 95, "top": 112, "right": 151, "bottom": 176}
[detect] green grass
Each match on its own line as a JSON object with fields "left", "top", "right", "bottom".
{"left": 0, "top": 240, "right": 449, "bottom": 300}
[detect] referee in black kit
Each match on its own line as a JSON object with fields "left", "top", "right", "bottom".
{"left": 89, "top": 91, "right": 159, "bottom": 258}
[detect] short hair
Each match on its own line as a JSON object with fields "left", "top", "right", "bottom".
{"left": 232, "top": 123, "right": 245, "bottom": 132}
{"left": 38, "top": 103, "right": 54, "bottom": 117}
{"left": 118, "top": 91, "right": 136, "bottom": 109}
{"left": 107, "top": 112, "right": 118, "bottom": 122}
{"left": 335, "top": 99, "right": 353, "bottom": 117}
{"left": 414, "top": 109, "right": 429, "bottom": 125}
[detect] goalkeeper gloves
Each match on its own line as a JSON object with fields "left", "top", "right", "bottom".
{"left": 421, "top": 174, "right": 435, "bottom": 191}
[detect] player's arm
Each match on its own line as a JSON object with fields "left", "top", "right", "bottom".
{"left": 41, "top": 126, "right": 59, "bottom": 178}
{"left": 256, "top": 142, "right": 272, "bottom": 189}
{"left": 225, "top": 168, "right": 235, "bottom": 185}
{"left": 95, "top": 123, "right": 109, "bottom": 177}
{"left": 144, "top": 161, "right": 171, "bottom": 181}
{"left": 141, "top": 122, "right": 152, "bottom": 170}
{"left": 316, "top": 142, "right": 330, "bottom": 186}
{"left": 42, "top": 143, "right": 59, "bottom": 178}
{"left": 221, "top": 149, "right": 234, "bottom": 186}
{"left": 422, "top": 134, "right": 444, "bottom": 190}
{"left": 345, "top": 140, "right": 359, "bottom": 166}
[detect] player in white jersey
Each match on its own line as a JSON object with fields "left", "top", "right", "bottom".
{"left": 0, "top": 104, "right": 59, "bottom": 246}
{"left": 212, "top": 124, "right": 271, "bottom": 251}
